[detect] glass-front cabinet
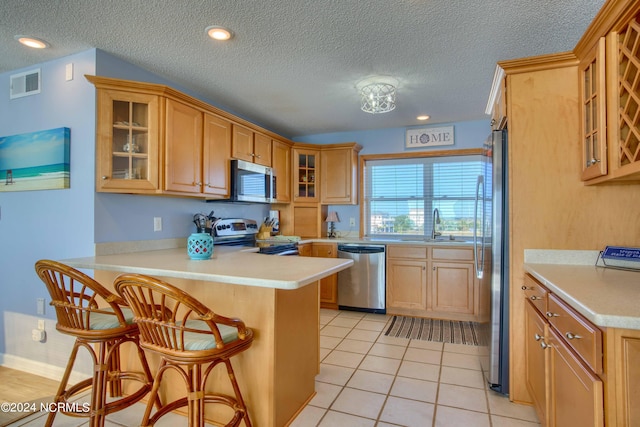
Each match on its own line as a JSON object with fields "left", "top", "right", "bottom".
{"left": 293, "top": 148, "right": 319, "bottom": 202}
{"left": 95, "top": 88, "right": 160, "bottom": 192}
{"left": 579, "top": 37, "right": 607, "bottom": 181}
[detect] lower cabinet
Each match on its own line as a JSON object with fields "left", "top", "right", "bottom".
{"left": 299, "top": 242, "right": 337, "bottom": 309}
{"left": 386, "top": 244, "right": 479, "bottom": 321}
{"left": 524, "top": 274, "right": 604, "bottom": 427}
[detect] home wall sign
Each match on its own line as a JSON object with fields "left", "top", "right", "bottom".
{"left": 406, "top": 126, "right": 454, "bottom": 149}
{"left": 0, "top": 127, "right": 70, "bottom": 192}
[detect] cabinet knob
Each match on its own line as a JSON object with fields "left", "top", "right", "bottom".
{"left": 565, "top": 332, "right": 582, "bottom": 340}
{"left": 546, "top": 311, "right": 559, "bottom": 318}
{"left": 530, "top": 296, "right": 541, "bottom": 301}
{"left": 540, "top": 341, "right": 549, "bottom": 350}
{"left": 534, "top": 334, "right": 543, "bottom": 342}
{"left": 521, "top": 286, "right": 530, "bottom": 290}
{"left": 102, "top": 176, "right": 109, "bottom": 180}
{"left": 256, "top": 154, "right": 261, "bottom": 159}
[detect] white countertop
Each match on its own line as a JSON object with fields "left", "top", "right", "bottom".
{"left": 62, "top": 246, "right": 353, "bottom": 290}
{"left": 524, "top": 250, "right": 640, "bottom": 329}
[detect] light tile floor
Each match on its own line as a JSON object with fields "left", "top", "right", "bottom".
{"left": 7, "top": 309, "right": 540, "bottom": 427}
{"left": 290, "top": 309, "right": 541, "bottom": 427}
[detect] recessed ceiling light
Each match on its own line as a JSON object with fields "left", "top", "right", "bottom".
{"left": 14, "top": 35, "right": 50, "bottom": 49}
{"left": 205, "top": 26, "right": 233, "bottom": 41}
{"left": 417, "top": 115, "right": 430, "bottom": 121}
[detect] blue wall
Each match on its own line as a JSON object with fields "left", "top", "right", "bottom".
{"left": 0, "top": 48, "right": 490, "bottom": 369}
{"left": 294, "top": 120, "right": 490, "bottom": 234}
{"left": 0, "top": 50, "right": 97, "bottom": 359}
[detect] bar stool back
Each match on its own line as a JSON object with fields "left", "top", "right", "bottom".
{"left": 34, "top": 260, "right": 154, "bottom": 427}
{"left": 115, "top": 273, "right": 253, "bottom": 427}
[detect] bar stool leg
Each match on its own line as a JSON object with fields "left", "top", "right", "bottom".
{"left": 223, "top": 359, "right": 252, "bottom": 427}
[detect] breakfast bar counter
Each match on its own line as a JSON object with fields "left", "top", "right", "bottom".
{"left": 61, "top": 246, "right": 354, "bottom": 427}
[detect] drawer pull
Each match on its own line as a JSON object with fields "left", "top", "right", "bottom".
{"left": 530, "top": 296, "right": 542, "bottom": 301}
{"left": 546, "top": 312, "right": 559, "bottom": 318}
{"left": 540, "top": 341, "right": 549, "bottom": 350}
{"left": 534, "top": 334, "right": 543, "bottom": 341}
{"left": 565, "top": 332, "right": 582, "bottom": 340}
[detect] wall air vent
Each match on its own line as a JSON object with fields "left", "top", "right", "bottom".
{"left": 10, "top": 68, "right": 41, "bottom": 99}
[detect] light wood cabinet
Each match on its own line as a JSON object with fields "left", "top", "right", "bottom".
{"left": 293, "top": 148, "right": 319, "bottom": 202}
{"left": 202, "top": 113, "right": 232, "bottom": 197}
{"left": 164, "top": 99, "right": 204, "bottom": 193}
{"left": 606, "top": 328, "right": 640, "bottom": 427}
{"left": 164, "top": 102, "right": 231, "bottom": 197}
{"left": 524, "top": 274, "right": 604, "bottom": 427}
{"left": 272, "top": 139, "right": 291, "bottom": 203}
{"left": 579, "top": 15, "right": 640, "bottom": 184}
{"left": 580, "top": 37, "right": 608, "bottom": 181}
{"left": 311, "top": 243, "right": 338, "bottom": 309}
{"left": 232, "top": 124, "right": 271, "bottom": 167}
{"left": 93, "top": 87, "right": 161, "bottom": 193}
{"left": 387, "top": 257, "right": 428, "bottom": 311}
{"left": 525, "top": 301, "right": 550, "bottom": 426}
{"left": 430, "top": 261, "right": 474, "bottom": 314}
{"left": 490, "top": 70, "right": 507, "bottom": 131}
{"left": 320, "top": 143, "right": 361, "bottom": 204}
{"left": 386, "top": 244, "right": 479, "bottom": 321}
{"left": 291, "top": 203, "right": 327, "bottom": 238}
{"left": 88, "top": 75, "right": 292, "bottom": 200}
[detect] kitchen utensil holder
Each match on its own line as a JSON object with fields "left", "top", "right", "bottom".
{"left": 187, "top": 233, "right": 214, "bottom": 260}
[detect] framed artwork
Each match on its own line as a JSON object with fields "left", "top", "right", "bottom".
{"left": 0, "top": 127, "right": 70, "bottom": 192}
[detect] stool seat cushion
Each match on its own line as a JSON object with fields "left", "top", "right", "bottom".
{"left": 89, "top": 307, "right": 135, "bottom": 330}
{"left": 178, "top": 319, "right": 239, "bottom": 351}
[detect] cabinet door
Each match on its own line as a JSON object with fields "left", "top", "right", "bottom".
{"left": 96, "top": 89, "right": 160, "bottom": 192}
{"left": 292, "top": 204, "right": 327, "bottom": 238}
{"left": 164, "top": 99, "right": 203, "bottom": 193}
{"left": 203, "top": 113, "right": 231, "bottom": 197}
{"left": 525, "top": 301, "right": 551, "bottom": 427}
{"left": 231, "top": 124, "right": 254, "bottom": 163}
{"left": 272, "top": 140, "right": 291, "bottom": 202}
{"left": 312, "top": 243, "right": 337, "bottom": 307}
{"left": 253, "top": 133, "right": 272, "bottom": 166}
{"left": 321, "top": 147, "right": 357, "bottom": 204}
{"left": 580, "top": 37, "right": 607, "bottom": 181}
{"left": 609, "top": 328, "right": 640, "bottom": 427}
{"left": 386, "top": 258, "right": 427, "bottom": 310}
{"left": 549, "top": 326, "right": 604, "bottom": 427}
{"left": 430, "top": 261, "right": 474, "bottom": 314}
{"left": 293, "top": 148, "right": 319, "bottom": 202}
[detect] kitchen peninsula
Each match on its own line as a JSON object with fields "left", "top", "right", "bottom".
{"left": 61, "top": 245, "right": 354, "bottom": 427}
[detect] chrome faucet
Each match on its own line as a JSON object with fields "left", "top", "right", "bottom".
{"left": 431, "top": 208, "right": 441, "bottom": 239}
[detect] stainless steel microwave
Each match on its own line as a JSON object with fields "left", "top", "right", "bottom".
{"left": 230, "top": 159, "right": 276, "bottom": 203}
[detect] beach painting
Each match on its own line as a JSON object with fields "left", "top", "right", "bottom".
{"left": 0, "top": 127, "right": 70, "bottom": 192}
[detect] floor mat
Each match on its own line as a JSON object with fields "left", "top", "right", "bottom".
{"left": 384, "top": 316, "right": 481, "bottom": 346}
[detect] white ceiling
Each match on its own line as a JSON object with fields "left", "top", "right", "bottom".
{"left": 1, "top": 0, "right": 605, "bottom": 139}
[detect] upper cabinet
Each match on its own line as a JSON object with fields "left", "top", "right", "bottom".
{"left": 320, "top": 143, "right": 362, "bottom": 205}
{"left": 93, "top": 87, "right": 161, "bottom": 193}
{"left": 87, "top": 75, "right": 292, "bottom": 200}
{"left": 578, "top": 9, "right": 640, "bottom": 184}
{"left": 272, "top": 139, "right": 292, "bottom": 203}
{"left": 232, "top": 124, "right": 272, "bottom": 167}
{"left": 580, "top": 37, "right": 608, "bottom": 181}
{"left": 293, "top": 147, "right": 320, "bottom": 202}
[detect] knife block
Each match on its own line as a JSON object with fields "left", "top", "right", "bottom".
{"left": 257, "top": 225, "right": 272, "bottom": 240}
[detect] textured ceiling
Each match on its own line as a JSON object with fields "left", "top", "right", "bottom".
{"left": 1, "top": 0, "right": 605, "bottom": 139}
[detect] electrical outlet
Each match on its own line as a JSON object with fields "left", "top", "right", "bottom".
{"left": 65, "top": 63, "right": 73, "bottom": 81}
{"left": 153, "top": 217, "right": 162, "bottom": 232}
{"left": 349, "top": 217, "right": 356, "bottom": 227}
{"left": 37, "top": 298, "right": 45, "bottom": 315}
{"left": 38, "top": 320, "right": 45, "bottom": 330}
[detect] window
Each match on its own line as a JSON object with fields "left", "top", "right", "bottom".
{"left": 363, "top": 154, "right": 483, "bottom": 239}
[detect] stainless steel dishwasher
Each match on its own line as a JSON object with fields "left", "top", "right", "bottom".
{"left": 337, "top": 244, "right": 386, "bottom": 314}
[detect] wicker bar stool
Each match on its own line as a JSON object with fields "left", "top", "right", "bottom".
{"left": 34, "top": 260, "right": 155, "bottom": 427}
{"left": 114, "top": 273, "right": 253, "bottom": 427}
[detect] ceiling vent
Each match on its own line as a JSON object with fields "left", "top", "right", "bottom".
{"left": 10, "top": 68, "right": 41, "bottom": 99}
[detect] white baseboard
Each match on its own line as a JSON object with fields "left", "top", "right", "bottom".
{"left": 0, "top": 353, "right": 86, "bottom": 384}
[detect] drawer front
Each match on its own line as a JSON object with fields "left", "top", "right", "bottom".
{"left": 387, "top": 245, "right": 427, "bottom": 259}
{"left": 522, "top": 274, "right": 549, "bottom": 314}
{"left": 431, "top": 246, "right": 473, "bottom": 261}
{"left": 548, "top": 294, "right": 603, "bottom": 374}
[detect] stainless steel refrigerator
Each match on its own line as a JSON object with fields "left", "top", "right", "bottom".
{"left": 477, "top": 129, "right": 509, "bottom": 395}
